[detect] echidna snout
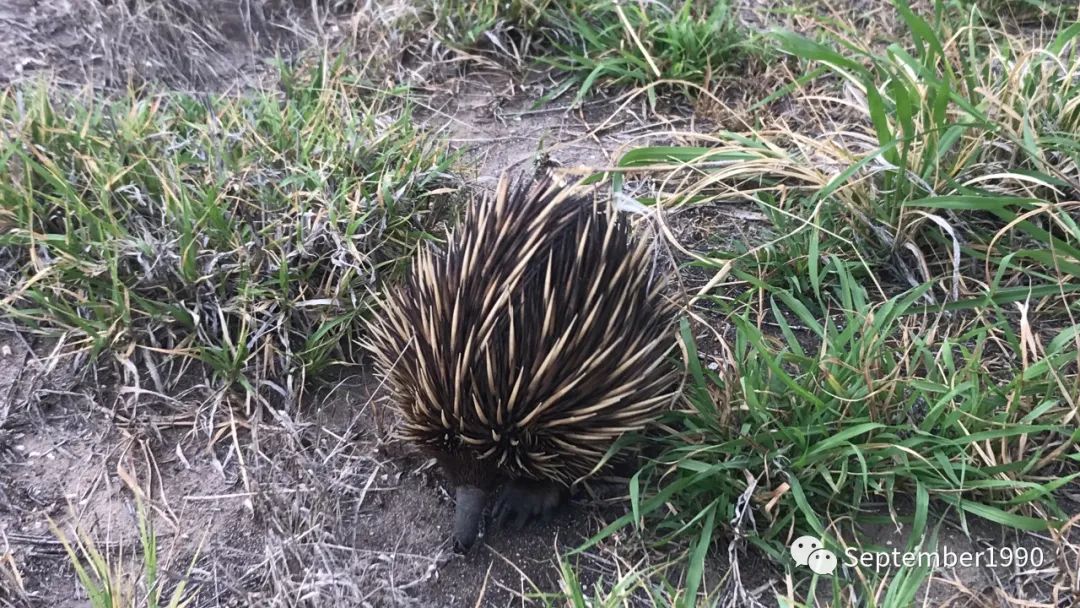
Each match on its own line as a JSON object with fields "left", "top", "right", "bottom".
{"left": 452, "top": 486, "right": 488, "bottom": 553}
{"left": 451, "top": 478, "right": 569, "bottom": 552}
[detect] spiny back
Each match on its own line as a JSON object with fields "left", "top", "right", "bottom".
{"left": 365, "top": 176, "right": 678, "bottom": 485}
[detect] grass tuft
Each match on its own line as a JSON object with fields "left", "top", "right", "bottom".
{"left": 0, "top": 54, "right": 455, "bottom": 403}
{"left": 544, "top": 0, "right": 764, "bottom": 106}
{"left": 962, "top": 0, "right": 1080, "bottom": 26}
{"left": 414, "top": 0, "right": 554, "bottom": 50}
{"left": 405, "top": 0, "right": 766, "bottom": 106}
{"left": 48, "top": 468, "right": 203, "bottom": 608}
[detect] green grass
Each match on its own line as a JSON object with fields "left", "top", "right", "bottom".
{"left": 409, "top": 0, "right": 765, "bottom": 106}
{"left": 760, "top": 11, "right": 1080, "bottom": 303}
{"left": 566, "top": 1, "right": 1080, "bottom": 604}
{"left": 961, "top": 0, "right": 1079, "bottom": 25}
{"left": 49, "top": 473, "right": 202, "bottom": 608}
{"left": 414, "top": 0, "right": 553, "bottom": 49}
{"left": 542, "top": 0, "right": 762, "bottom": 106}
{"left": 0, "top": 54, "right": 455, "bottom": 399}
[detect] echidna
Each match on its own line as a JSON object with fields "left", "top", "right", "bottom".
{"left": 364, "top": 174, "right": 679, "bottom": 552}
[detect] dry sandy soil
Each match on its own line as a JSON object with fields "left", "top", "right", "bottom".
{"left": 1, "top": 1, "right": 1078, "bottom": 607}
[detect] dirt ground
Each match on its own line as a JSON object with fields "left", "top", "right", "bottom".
{"left": 1, "top": 1, "right": 1078, "bottom": 607}
{"left": 0, "top": 326, "right": 758, "bottom": 607}
{"left": 0, "top": 0, "right": 330, "bottom": 90}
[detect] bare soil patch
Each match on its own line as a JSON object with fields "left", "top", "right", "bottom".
{"left": 0, "top": 0, "right": 335, "bottom": 90}
{"left": 0, "top": 339, "right": 674, "bottom": 606}
{"left": 411, "top": 65, "right": 710, "bottom": 186}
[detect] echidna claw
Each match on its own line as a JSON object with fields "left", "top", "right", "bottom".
{"left": 492, "top": 479, "right": 567, "bottom": 531}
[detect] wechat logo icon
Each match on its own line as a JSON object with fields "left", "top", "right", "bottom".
{"left": 790, "top": 536, "right": 838, "bottom": 575}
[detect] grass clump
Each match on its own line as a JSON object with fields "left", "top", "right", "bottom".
{"left": 0, "top": 55, "right": 455, "bottom": 403}
{"left": 544, "top": 0, "right": 762, "bottom": 106}
{"left": 49, "top": 471, "right": 202, "bottom": 608}
{"left": 766, "top": 5, "right": 1080, "bottom": 304}
{"left": 605, "top": 279, "right": 1078, "bottom": 603}
{"left": 960, "top": 0, "right": 1079, "bottom": 26}
{"left": 408, "top": 0, "right": 764, "bottom": 106}
{"left": 575, "top": 1, "right": 1080, "bottom": 603}
{"left": 415, "top": 0, "right": 554, "bottom": 49}
{"left": 646, "top": 3, "right": 1080, "bottom": 307}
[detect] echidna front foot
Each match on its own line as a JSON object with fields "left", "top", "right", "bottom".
{"left": 492, "top": 478, "right": 568, "bottom": 530}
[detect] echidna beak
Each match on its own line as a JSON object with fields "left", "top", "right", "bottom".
{"left": 452, "top": 486, "right": 488, "bottom": 553}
